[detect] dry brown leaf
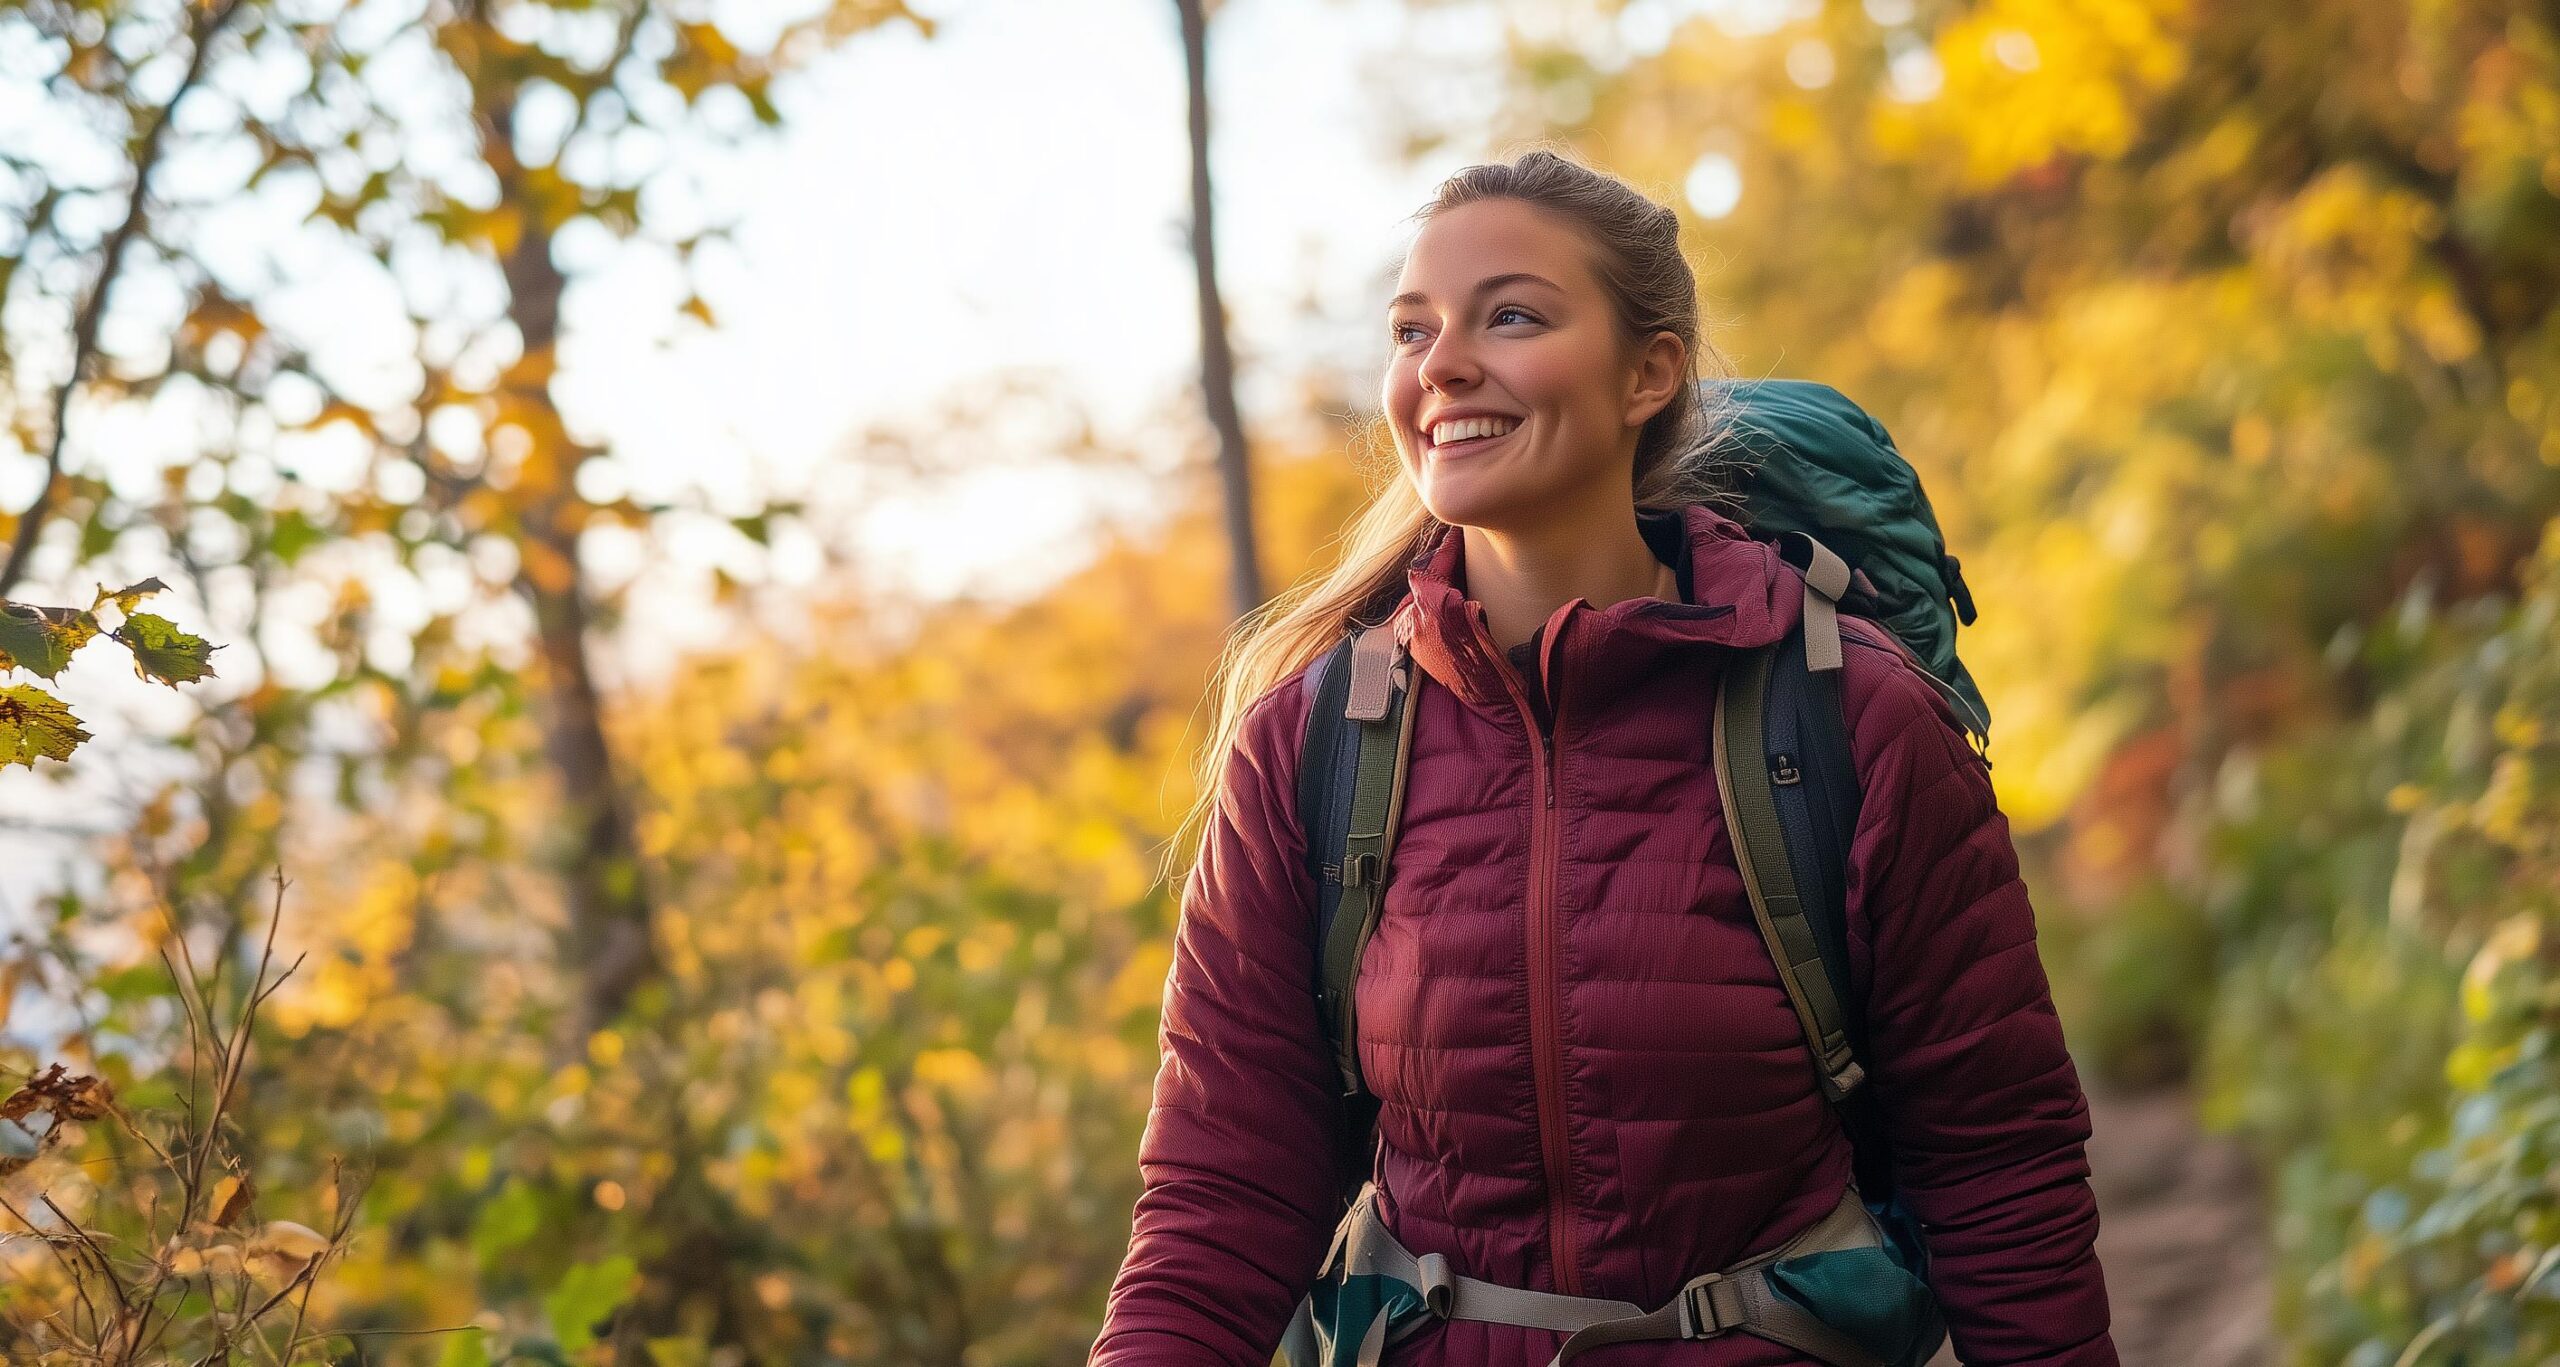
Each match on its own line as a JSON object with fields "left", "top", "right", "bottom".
{"left": 0, "top": 1064, "right": 113, "bottom": 1123}
{"left": 210, "top": 1173, "right": 254, "bottom": 1228}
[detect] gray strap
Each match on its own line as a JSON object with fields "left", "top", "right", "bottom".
{"left": 1547, "top": 1189, "right": 1886, "bottom": 1367}
{"left": 1726, "top": 1269, "right": 1886, "bottom": 1367}
{"left": 1346, "top": 623, "right": 1401, "bottom": 722}
{"left": 1714, "top": 641, "right": 1865, "bottom": 1100}
{"left": 1326, "top": 1184, "right": 1889, "bottom": 1367}
{"left": 1796, "top": 533, "right": 1848, "bottom": 674}
{"left": 1544, "top": 1267, "right": 1881, "bottom": 1366}
{"left": 1418, "top": 1261, "right": 1641, "bottom": 1334}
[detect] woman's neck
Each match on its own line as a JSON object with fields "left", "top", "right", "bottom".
{"left": 1459, "top": 503, "right": 1676, "bottom": 653}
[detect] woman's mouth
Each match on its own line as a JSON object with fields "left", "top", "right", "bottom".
{"left": 1427, "top": 421, "right": 1520, "bottom": 459}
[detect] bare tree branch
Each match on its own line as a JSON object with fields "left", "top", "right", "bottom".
{"left": 1, "top": 0, "right": 249, "bottom": 597}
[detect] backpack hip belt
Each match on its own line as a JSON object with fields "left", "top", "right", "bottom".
{"left": 1314, "top": 1181, "right": 1896, "bottom": 1367}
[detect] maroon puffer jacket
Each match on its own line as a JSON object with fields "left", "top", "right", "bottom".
{"left": 1094, "top": 503, "right": 2115, "bottom": 1366}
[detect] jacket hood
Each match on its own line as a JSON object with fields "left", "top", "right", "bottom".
{"left": 1392, "top": 501, "right": 1805, "bottom": 722}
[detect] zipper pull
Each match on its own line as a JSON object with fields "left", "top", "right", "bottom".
{"left": 1543, "top": 734, "right": 1557, "bottom": 807}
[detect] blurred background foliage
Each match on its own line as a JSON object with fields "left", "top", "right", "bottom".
{"left": 2, "top": 0, "right": 2557, "bottom": 1361}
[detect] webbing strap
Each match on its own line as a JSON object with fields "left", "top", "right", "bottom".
{"left": 1795, "top": 534, "right": 1849, "bottom": 673}
{"left": 1714, "top": 639, "right": 1865, "bottom": 1102}
{"left": 1324, "top": 1184, "right": 1889, "bottom": 1367}
{"left": 1318, "top": 625, "right": 1419, "bottom": 1095}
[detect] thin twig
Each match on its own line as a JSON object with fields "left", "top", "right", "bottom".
{"left": 304, "top": 1324, "right": 486, "bottom": 1339}
{"left": 168, "top": 942, "right": 208, "bottom": 1185}
{"left": 103, "top": 1082, "right": 174, "bottom": 1172}
{"left": 238, "top": 1247, "right": 326, "bottom": 1326}
{"left": 193, "top": 875, "right": 290, "bottom": 1206}
{"left": 278, "top": 1156, "right": 347, "bottom": 1361}
{"left": 0, "top": 1190, "right": 102, "bottom": 1334}
{"left": 39, "top": 1192, "right": 134, "bottom": 1320}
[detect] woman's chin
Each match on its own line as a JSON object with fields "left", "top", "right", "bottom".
{"left": 1419, "top": 481, "right": 1548, "bottom": 533}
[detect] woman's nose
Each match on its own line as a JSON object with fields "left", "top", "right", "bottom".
{"left": 1419, "top": 329, "right": 1480, "bottom": 394}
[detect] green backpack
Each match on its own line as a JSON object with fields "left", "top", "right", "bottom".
{"left": 1281, "top": 379, "right": 1985, "bottom": 1367}
{"left": 1712, "top": 378, "right": 1989, "bottom": 740}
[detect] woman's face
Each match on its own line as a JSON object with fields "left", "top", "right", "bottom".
{"left": 1382, "top": 197, "right": 1681, "bottom": 533}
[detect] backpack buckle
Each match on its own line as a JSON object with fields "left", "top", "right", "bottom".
{"left": 1676, "top": 1273, "right": 1745, "bottom": 1338}
{"left": 1343, "top": 851, "right": 1383, "bottom": 888}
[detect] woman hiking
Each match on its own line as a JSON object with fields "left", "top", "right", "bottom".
{"left": 1092, "top": 149, "right": 2116, "bottom": 1367}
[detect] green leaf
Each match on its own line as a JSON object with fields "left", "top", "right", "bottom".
{"left": 89, "top": 577, "right": 169, "bottom": 617}
{"left": 112, "top": 613, "right": 219, "bottom": 687}
{"left": 470, "top": 1179, "right": 544, "bottom": 1259}
{"left": 0, "top": 602, "right": 102, "bottom": 680}
{"left": 545, "top": 1255, "right": 639, "bottom": 1355}
{"left": 0, "top": 684, "right": 90, "bottom": 767}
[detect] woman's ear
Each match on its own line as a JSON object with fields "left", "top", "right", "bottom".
{"left": 1623, "top": 329, "right": 1688, "bottom": 429}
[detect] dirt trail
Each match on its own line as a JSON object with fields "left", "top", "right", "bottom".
{"left": 1930, "top": 1087, "right": 2276, "bottom": 1365}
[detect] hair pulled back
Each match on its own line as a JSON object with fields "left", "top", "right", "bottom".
{"left": 1163, "top": 145, "right": 1741, "bottom": 885}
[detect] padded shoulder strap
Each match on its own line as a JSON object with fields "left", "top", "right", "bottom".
{"left": 1300, "top": 635, "right": 1359, "bottom": 960}
{"left": 1297, "top": 623, "right": 1419, "bottom": 1098}
{"left": 1715, "top": 639, "right": 1866, "bottom": 1103}
{"left": 1713, "top": 533, "right": 1867, "bottom": 1104}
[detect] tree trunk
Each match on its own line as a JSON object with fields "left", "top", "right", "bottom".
{"left": 1175, "top": 0, "right": 1263, "bottom": 620}
{"left": 475, "top": 70, "right": 660, "bottom": 1043}
{"left": 471, "top": 37, "right": 727, "bottom": 1367}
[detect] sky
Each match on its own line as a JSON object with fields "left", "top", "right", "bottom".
{"left": 565, "top": 0, "right": 1509, "bottom": 616}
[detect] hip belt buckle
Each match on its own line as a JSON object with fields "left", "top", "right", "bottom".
{"left": 1677, "top": 1272, "right": 1748, "bottom": 1339}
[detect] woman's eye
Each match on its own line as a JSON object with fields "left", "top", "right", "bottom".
{"left": 1393, "top": 308, "right": 1534, "bottom": 343}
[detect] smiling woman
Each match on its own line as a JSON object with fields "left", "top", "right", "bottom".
{"left": 1378, "top": 196, "right": 1706, "bottom": 654}
{"left": 1093, "top": 148, "right": 2116, "bottom": 1367}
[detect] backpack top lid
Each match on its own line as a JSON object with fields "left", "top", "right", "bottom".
{"left": 1699, "top": 377, "right": 1991, "bottom": 745}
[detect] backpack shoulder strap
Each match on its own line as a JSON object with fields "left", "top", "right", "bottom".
{"left": 1296, "top": 618, "right": 1420, "bottom": 1099}
{"left": 1713, "top": 533, "right": 1867, "bottom": 1103}
{"left": 1299, "top": 633, "right": 1358, "bottom": 985}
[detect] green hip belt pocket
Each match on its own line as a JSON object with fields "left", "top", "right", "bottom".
{"left": 1281, "top": 1182, "right": 1944, "bottom": 1367}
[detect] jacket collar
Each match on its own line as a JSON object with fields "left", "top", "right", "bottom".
{"left": 1391, "top": 501, "right": 1803, "bottom": 723}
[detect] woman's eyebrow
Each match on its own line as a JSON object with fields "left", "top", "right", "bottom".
{"left": 1387, "top": 272, "right": 1563, "bottom": 312}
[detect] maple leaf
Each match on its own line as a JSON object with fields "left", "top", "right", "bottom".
{"left": 0, "top": 601, "right": 103, "bottom": 680}
{"left": 113, "top": 612, "right": 221, "bottom": 687}
{"left": 0, "top": 683, "right": 90, "bottom": 766}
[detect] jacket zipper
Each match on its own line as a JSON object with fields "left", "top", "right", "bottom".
{"left": 1481, "top": 617, "right": 1582, "bottom": 1298}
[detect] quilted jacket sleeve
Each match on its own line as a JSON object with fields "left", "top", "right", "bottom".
{"left": 1839, "top": 626, "right": 2119, "bottom": 1367}
{"left": 1090, "top": 677, "right": 1352, "bottom": 1366}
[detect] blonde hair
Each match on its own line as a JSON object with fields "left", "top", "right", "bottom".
{"left": 1161, "top": 145, "right": 1747, "bottom": 889}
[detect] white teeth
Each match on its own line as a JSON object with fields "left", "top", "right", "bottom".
{"left": 1430, "top": 416, "right": 1520, "bottom": 446}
